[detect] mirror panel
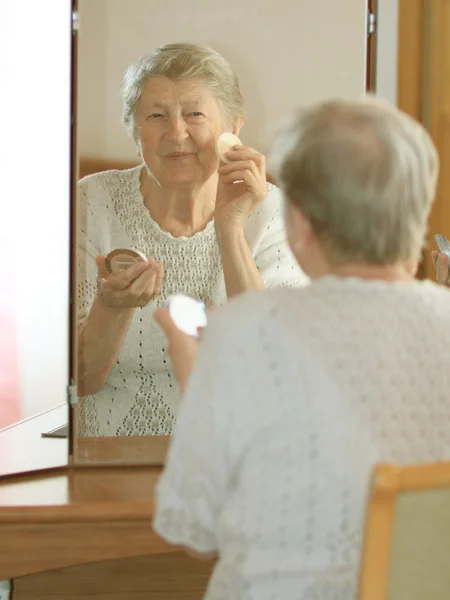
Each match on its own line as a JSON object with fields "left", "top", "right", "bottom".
{"left": 0, "top": 0, "right": 71, "bottom": 476}
{"left": 73, "top": 0, "right": 367, "bottom": 464}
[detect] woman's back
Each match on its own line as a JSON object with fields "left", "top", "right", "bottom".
{"left": 156, "top": 277, "right": 450, "bottom": 599}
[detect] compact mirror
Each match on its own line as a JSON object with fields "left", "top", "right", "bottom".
{"left": 167, "top": 294, "right": 207, "bottom": 338}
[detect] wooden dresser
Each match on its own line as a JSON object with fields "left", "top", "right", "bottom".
{"left": 0, "top": 411, "right": 213, "bottom": 599}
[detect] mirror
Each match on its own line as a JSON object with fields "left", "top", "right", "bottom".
{"left": 0, "top": 0, "right": 71, "bottom": 477}
{"left": 73, "top": 0, "right": 367, "bottom": 463}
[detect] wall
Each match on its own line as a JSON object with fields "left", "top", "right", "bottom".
{"left": 376, "top": 0, "right": 399, "bottom": 105}
{"left": 77, "top": 0, "right": 367, "bottom": 161}
{"left": 77, "top": 0, "right": 108, "bottom": 161}
{"left": 0, "top": 1, "right": 71, "bottom": 421}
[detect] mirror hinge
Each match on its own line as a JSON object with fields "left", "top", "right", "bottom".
{"left": 68, "top": 381, "right": 78, "bottom": 406}
{"left": 72, "top": 10, "right": 79, "bottom": 33}
{"left": 367, "top": 12, "right": 376, "bottom": 36}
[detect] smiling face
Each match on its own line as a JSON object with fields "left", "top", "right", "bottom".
{"left": 134, "top": 76, "right": 240, "bottom": 188}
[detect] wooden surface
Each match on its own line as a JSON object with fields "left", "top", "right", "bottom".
{"left": 397, "top": 0, "right": 424, "bottom": 123}
{"left": 397, "top": 0, "right": 428, "bottom": 279}
{"left": 425, "top": 0, "right": 450, "bottom": 278}
{"left": 0, "top": 405, "right": 68, "bottom": 478}
{"left": 366, "top": 0, "right": 378, "bottom": 93}
{"left": 13, "top": 552, "right": 213, "bottom": 600}
{"left": 0, "top": 431, "right": 175, "bottom": 579}
{"left": 0, "top": 460, "right": 215, "bottom": 597}
{"left": 74, "top": 434, "right": 170, "bottom": 465}
{"left": 79, "top": 157, "right": 139, "bottom": 179}
{"left": 0, "top": 463, "right": 172, "bottom": 579}
{"left": 397, "top": 0, "right": 450, "bottom": 280}
{"left": 0, "top": 465, "right": 161, "bottom": 507}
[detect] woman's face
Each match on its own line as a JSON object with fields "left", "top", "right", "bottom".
{"left": 134, "top": 76, "right": 239, "bottom": 187}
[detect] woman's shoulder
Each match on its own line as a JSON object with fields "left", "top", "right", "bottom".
{"left": 77, "top": 166, "right": 141, "bottom": 217}
{"left": 262, "top": 181, "right": 283, "bottom": 208}
{"left": 78, "top": 166, "right": 140, "bottom": 192}
{"left": 245, "top": 182, "right": 284, "bottom": 237}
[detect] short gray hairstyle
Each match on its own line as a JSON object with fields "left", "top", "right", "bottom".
{"left": 122, "top": 42, "right": 246, "bottom": 138}
{"left": 268, "top": 97, "right": 439, "bottom": 266}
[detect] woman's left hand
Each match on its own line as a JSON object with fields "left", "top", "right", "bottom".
{"left": 153, "top": 308, "right": 200, "bottom": 394}
{"left": 215, "top": 145, "right": 267, "bottom": 230}
{"left": 432, "top": 251, "right": 450, "bottom": 286}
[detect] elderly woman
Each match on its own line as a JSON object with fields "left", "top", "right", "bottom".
{"left": 76, "top": 43, "right": 307, "bottom": 436}
{"left": 153, "top": 97, "right": 450, "bottom": 599}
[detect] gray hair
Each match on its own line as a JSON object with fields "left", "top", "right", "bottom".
{"left": 122, "top": 42, "right": 246, "bottom": 137}
{"left": 268, "top": 96, "right": 439, "bottom": 266}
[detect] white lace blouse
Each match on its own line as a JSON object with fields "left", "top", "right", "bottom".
{"left": 76, "top": 166, "right": 308, "bottom": 436}
{"left": 154, "top": 277, "right": 450, "bottom": 600}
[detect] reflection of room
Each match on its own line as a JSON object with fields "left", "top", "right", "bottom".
{"left": 77, "top": 0, "right": 367, "bottom": 179}
{"left": 74, "top": 0, "right": 368, "bottom": 450}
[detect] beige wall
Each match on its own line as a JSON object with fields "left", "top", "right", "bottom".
{"left": 78, "top": 0, "right": 367, "bottom": 161}
{"left": 77, "top": 0, "right": 107, "bottom": 157}
{"left": 377, "top": 0, "right": 399, "bottom": 105}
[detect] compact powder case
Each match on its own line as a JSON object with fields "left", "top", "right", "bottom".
{"left": 105, "top": 248, "right": 148, "bottom": 274}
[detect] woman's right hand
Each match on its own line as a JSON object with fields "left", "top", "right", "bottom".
{"left": 95, "top": 255, "right": 164, "bottom": 309}
{"left": 153, "top": 308, "right": 200, "bottom": 394}
{"left": 432, "top": 251, "right": 450, "bottom": 286}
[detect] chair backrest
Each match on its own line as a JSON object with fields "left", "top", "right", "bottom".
{"left": 358, "top": 461, "right": 450, "bottom": 600}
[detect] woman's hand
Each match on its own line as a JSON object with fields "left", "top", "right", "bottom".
{"left": 96, "top": 255, "right": 164, "bottom": 309}
{"left": 431, "top": 251, "right": 450, "bottom": 286}
{"left": 214, "top": 145, "right": 267, "bottom": 231}
{"left": 153, "top": 309, "right": 199, "bottom": 394}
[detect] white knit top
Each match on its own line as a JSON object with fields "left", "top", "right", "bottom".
{"left": 154, "top": 277, "right": 450, "bottom": 600}
{"left": 76, "top": 166, "right": 308, "bottom": 436}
